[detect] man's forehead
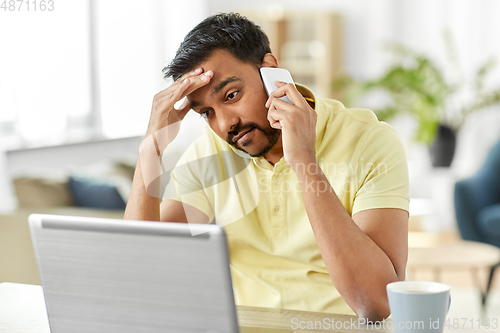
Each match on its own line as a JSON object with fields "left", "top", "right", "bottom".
{"left": 212, "top": 76, "right": 242, "bottom": 95}
{"left": 188, "top": 75, "right": 243, "bottom": 109}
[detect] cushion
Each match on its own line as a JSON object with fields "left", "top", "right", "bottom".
{"left": 13, "top": 177, "right": 73, "bottom": 208}
{"left": 67, "top": 176, "right": 126, "bottom": 210}
{"left": 478, "top": 203, "right": 500, "bottom": 237}
{"left": 112, "top": 161, "right": 136, "bottom": 182}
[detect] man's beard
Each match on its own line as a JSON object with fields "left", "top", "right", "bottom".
{"left": 226, "top": 122, "right": 281, "bottom": 157}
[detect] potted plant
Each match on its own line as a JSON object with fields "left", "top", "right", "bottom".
{"left": 334, "top": 32, "right": 500, "bottom": 167}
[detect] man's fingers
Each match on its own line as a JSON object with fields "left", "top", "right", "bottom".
{"left": 168, "top": 77, "right": 192, "bottom": 105}
{"left": 267, "top": 108, "right": 288, "bottom": 129}
{"left": 174, "top": 67, "right": 203, "bottom": 86}
{"left": 170, "top": 78, "right": 192, "bottom": 103}
{"left": 179, "top": 70, "right": 213, "bottom": 100}
{"left": 164, "top": 70, "right": 213, "bottom": 105}
{"left": 268, "top": 97, "right": 298, "bottom": 113}
{"left": 265, "top": 82, "right": 306, "bottom": 108}
{"left": 156, "top": 67, "right": 207, "bottom": 101}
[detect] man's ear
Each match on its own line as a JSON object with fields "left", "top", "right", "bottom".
{"left": 261, "top": 53, "right": 279, "bottom": 68}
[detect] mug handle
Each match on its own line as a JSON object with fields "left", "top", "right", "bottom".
{"left": 447, "top": 294, "right": 452, "bottom": 314}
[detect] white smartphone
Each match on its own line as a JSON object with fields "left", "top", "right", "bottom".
{"left": 259, "top": 67, "right": 295, "bottom": 104}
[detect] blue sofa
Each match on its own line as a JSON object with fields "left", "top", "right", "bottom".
{"left": 454, "top": 138, "right": 500, "bottom": 305}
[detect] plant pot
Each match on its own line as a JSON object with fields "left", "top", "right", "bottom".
{"left": 429, "top": 124, "right": 456, "bottom": 167}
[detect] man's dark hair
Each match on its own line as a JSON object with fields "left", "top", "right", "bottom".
{"left": 163, "top": 12, "right": 271, "bottom": 81}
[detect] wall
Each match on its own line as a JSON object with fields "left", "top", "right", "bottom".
{"left": 208, "top": 0, "right": 397, "bottom": 80}
{"left": 208, "top": 0, "right": 500, "bottom": 89}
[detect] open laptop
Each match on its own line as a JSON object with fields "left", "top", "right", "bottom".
{"left": 29, "top": 214, "right": 294, "bottom": 333}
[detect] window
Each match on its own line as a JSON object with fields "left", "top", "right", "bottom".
{"left": 0, "top": 0, "right": 208, "bottom": 148}
{"left": 97, "top": 0, "right": 166, "bottom": 139}
{"left": 96, "top": 0, "right": 208, "bottom": 138}
{"left": 0, "top": 0, "right": 92, "bottom": 146}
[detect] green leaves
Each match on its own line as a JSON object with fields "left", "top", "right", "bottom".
{"left": 333, "top": 32, "right": 500, "bottom": 145}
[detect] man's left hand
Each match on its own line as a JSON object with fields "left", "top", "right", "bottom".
{"left": 266, "top": 81, "right": 317, "bottom": 168}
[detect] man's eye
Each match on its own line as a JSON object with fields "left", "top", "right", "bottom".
{"left": 227, "top": 90, "right": 239, "bottom": 100}
{"left": 200, "top": 109, "right": 213, "bottom": 119}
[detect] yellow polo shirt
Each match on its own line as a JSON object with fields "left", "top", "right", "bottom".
{"left": 164, "top": 84, "right": 409, "bottom": 315}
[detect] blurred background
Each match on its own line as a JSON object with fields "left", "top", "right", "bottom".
{"left": 1, "top": 0, "right": 500, "bottom": 319}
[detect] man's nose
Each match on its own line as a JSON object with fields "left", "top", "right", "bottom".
{"left": 217, "top": 109, "right": 240, "bottom": 133}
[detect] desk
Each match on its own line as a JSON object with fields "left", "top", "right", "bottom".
{"left": 0, "top": 283, "right": 487, "bottom": 333}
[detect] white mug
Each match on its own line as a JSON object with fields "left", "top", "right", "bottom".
{"left": 387, "top": 281, "right": 451, "bottom": 333}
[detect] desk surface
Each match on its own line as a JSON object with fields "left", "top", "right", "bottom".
{"left": 0, "top": 283, "right": 486, "bottom": 333}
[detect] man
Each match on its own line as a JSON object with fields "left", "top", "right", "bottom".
{"left": 124, "top": 12, "right": 409, "bottom": 321}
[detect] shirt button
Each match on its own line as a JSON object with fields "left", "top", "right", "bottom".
{"left": 275, "top": 179, "right": 281, "bottom": 185}
{"left": 275, "top": 206, "right": 281, "bottom": 213}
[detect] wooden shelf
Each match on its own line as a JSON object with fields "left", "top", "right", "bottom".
{"left": 241, "top": 10, "right": 344, "bottom": 99}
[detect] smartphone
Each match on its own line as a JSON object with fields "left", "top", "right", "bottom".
{"left": 259, "top": 67, "right": 295, "bottom": 105}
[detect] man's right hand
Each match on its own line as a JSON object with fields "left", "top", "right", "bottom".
{"left": 136, "top": 67, "right": 213, "bottom": 201}
{"left": 145, "top": 67, "right": 213, "bottom": 152}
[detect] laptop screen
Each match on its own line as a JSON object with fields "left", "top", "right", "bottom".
{"left": 29, "top": 214, "right": 239, "bottom": 333}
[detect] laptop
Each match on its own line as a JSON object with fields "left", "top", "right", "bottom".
{"left": 29, "top": 214, "right": 294, "bottom": 333}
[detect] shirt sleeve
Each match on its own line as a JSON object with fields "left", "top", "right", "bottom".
{"left": 162, "top": 138, "right": 216, "bottom": 221}
{"left": 352, "top": 122, "right": 410, "bottom": 215}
